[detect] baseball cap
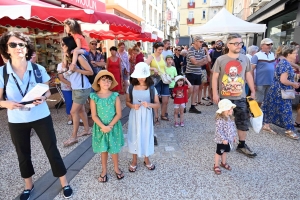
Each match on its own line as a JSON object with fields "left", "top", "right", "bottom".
{"left": 90, "top": 38, "right": 97, "bottom": 43}
{"left": 193, "top": 35, "right": 204, "bottom": 42}
{"left": 261, "top": 38, "right": 273, "bottom": 45}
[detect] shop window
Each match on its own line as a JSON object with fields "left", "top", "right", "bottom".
{"left": 267, "top": 10, "right": 297, "bottom": 50}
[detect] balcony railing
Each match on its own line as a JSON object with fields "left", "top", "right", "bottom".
{"left": 187, "top": 2, "right": 195, "bottom": 8}
{"left": 187, "top": 18, "right": 194, "bottom": 24}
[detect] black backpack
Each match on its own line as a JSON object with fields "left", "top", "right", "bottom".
{"left": 2, "top": 62, "right": 43, "bottom": 99}
{"left": 76, "top": 54, "right": 96, "bottom": 87}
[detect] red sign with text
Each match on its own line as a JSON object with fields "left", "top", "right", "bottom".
{"left": 61, "top": 0, "right": 106, "bottom": 12}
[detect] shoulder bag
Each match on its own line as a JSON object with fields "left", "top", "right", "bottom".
{"left": 153, "top": 55, "right": 172, "bottom": 84}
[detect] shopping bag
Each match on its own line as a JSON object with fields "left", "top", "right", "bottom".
{"left": 250, "top": 113, "right": 263, "bottom": 133}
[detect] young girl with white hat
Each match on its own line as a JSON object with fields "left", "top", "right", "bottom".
{"left": 126, "top": 62, "right": 160, "bottom": 172}
{"left": 214, "top": 99, "right": 237, "bottom": 175}
{"left": 172, "top": 75, "right": 192, "bottom": 127}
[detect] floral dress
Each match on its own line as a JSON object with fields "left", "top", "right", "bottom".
{"left": 262, "top": 59, "right": 295, "bottom": 131}
{"left": 90, "top": 92, "right": 124, "bottom": 154}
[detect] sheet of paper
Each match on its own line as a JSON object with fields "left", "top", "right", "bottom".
{"left": 21, "top": 83, "right": 49, "bottom": 102}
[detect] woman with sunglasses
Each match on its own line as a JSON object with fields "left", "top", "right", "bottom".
{"left": 0, "top": 31, "right": 73, "bottom": 199}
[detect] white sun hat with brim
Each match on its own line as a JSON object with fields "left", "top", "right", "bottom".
{"left": 216, "top": 99, "right": 236, "bottom": 114}
{"left": 174, "top": 75, "right": 185, "bottom": 83}
{"left": 131, "top": 62, "right": 150, "bottom": 78}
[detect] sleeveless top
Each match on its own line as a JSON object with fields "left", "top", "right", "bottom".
{"left": 150, "top": 53, "right": 166, "bottom": 75}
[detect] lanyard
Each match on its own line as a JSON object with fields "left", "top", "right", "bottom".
{"left": 11, "top": 71, "right": 31, "bottom": 97}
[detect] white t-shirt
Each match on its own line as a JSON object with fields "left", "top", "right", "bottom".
{"left": 57, "top": 63, "right": 71, "bottom": 91}
{"left": 162, "top": 50, "right": 173, "bottom": 60}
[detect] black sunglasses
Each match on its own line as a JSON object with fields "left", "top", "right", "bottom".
{"left": 266, "top": 43, "right": 273, "bottom": 46}
{"left": 90, "top": 43, "right": 97, "bottom": 46}
{"left": 7, "top": 42, "right": 26, "bottom": 48}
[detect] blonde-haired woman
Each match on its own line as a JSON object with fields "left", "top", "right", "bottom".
{"left": 262, "top": 45, "right": 300, "bottom": 139}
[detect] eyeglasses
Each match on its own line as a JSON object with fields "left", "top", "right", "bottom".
{"left": 61, "top": 43, "right": 65, "bottom": 47}
{"left": 265, "top": 43, "right": 273, "bottom": 46}
{"left": 90, "top": 43, "right": 97, "bottom": 46}
{"left": 177, "top": 49, "right": 181, "bottom": 51}
{"left": 228, "top": 42, "right": 244, "bottom": 47}
{"left": 7, "top": 42, "right": 26, "bottom": 48}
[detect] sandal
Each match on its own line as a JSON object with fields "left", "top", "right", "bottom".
{"left": 262, "top": 126, "right": 277, "bottom": 134}
{"left": 285, "top": 130, "right": 299, "bottom": 140}
{"left": 220, "top": 162, "right": 232, "bottom": 171}
{"left": 154, "top": 118, "right": 160, "bottom": 125}
{"left": 98, "top": 173, "right": 107, "bottom": 183}
{"left": 198, "top": 102, "right": 205, "bottom": 105}
{"left": 63, "top": 137, "right": 78, "bottom": 147}
{"left": 161, "top": 116, "right": 169, "bottom": 121}
{"left": 115, "top": 169, "right": 124, "bottom": 180}
{"left": 294, "top": 122, "right": 300, "bottom": 128}
{"left": 144, "top": 162, "right": 155, "bottom": 170}
{"left": 129, "top": 165, "right": 137, "bottom": 172}
{"left": 213, "top": 165, "right": 221, "bottom": 175}
{"left": 206, "top": 102, "right": 213, "bottom": 106}
{"left": 78, "top": 129, "right": 91, "bottom": 137}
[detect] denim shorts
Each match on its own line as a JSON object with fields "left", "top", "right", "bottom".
{"left": 155, "top": 80, "right": 170, "bottom": 96}
{"left": 231, "top": 98, "right": 249, "bottom": 131}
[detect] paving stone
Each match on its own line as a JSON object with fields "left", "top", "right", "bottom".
{"left": 165, "top": 146, "right": 175, "bottom": 151}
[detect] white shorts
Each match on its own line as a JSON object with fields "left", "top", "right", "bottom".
{"left": 174, "top": 103, "right": 186, "bottom": 109}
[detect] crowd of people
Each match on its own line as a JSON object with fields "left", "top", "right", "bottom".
{"left": 1, "top": 17, "right": 300, "bottom": 199}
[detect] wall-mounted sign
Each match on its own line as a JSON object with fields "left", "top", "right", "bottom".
{"left": 61, "top": 0, "right": 105, "bottom": 12}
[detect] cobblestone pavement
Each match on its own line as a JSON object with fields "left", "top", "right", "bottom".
{"left": 53, "top": 102, "right": 300, "bottom": 200}
{"left": 2, "top": 94, "right": 300, "bottom": 200}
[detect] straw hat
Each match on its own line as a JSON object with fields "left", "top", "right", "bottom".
{"left": 92, "top": 70, "right": 118, "bottom": 91}
{"left": 131, "top": 62, "right": 150, "bottom": 78}
{"left": 174, "top": 75, "right": 185, "bottom": 83}
{"left": 216, "top": 99, "right": 236, "bottom": 114}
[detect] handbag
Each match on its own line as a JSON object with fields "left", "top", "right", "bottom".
{"left": 153, "top": 55, "right": 172, "bottom": 84}
{"left": 281, "top": 89, "right": 295, "bottom": 99}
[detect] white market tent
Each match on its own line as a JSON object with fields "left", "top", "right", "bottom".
{"left": 190, "top": 8, "right": 266, "bottom": 35}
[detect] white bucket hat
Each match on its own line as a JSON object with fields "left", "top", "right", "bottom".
{"left": 216, "top": 99, "right": 236, "bottom": 114}
{"left": 174, "top": 75, "right": 185, "bottom": 83}
{"left": 131, "top": 62, "right": 150, "bottom": 78}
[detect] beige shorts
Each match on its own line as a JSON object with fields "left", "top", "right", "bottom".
{"left": 72, "top": 88, "right": 91, "bottom": 104}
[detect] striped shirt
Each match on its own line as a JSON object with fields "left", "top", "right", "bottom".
{"left": 186, "top": 46, "right": 206, "bottom": 74}
{"left": 251, "top": 51, "right": 275, "bottom": 86}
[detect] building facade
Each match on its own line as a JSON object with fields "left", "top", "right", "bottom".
{"left": 141, "top": 0, "right": 164, "bottom": 53}
{"left": 247, "top": 0, "right": 300, "bottom": 50}
{"left": 178, "top": 0, "right": 225, "bottom": 46}
{"left": 162, "top": 0, "right": 179, "bottom": 46}
{"left": 233, "top": 0, "right": 254, "bottom": 21}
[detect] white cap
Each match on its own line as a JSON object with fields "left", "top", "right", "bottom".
{"left": 216, "top": 99, "right": 236, "bottom": 114}
{"left": 261, "top": 38, "right": 273, "bottom": 45}
{"left": 174, "top": 75, "right": 185, "bottom": 83}
{"left": 131, "top": 62, "right": 150, "bottom": 78}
